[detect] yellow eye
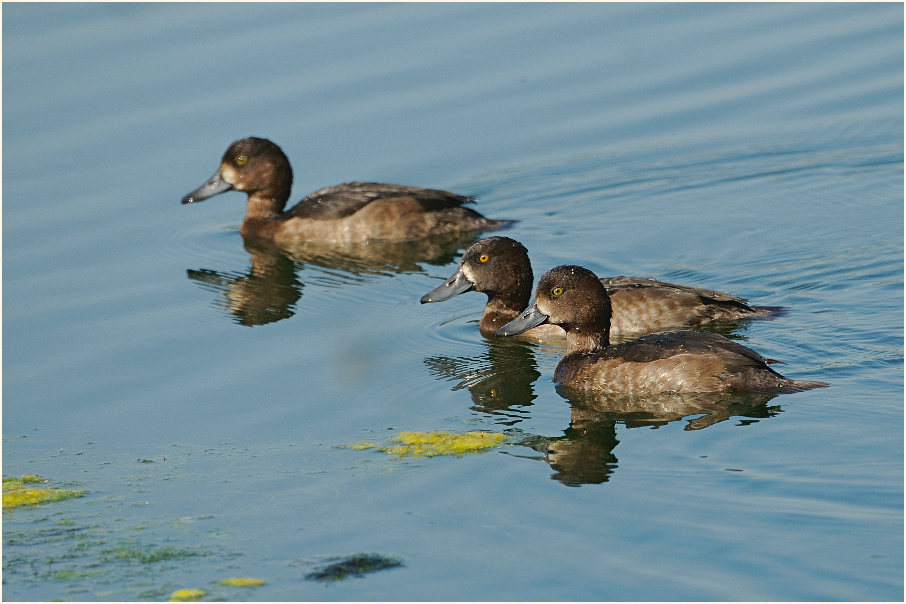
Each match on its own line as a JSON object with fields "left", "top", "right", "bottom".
{"left": 236, "top": 155, "right": 248, "bottom": 166}
{"left": 479, "top": 254, "right": 489, "bottom": 263}
{"left": 552, "top": 287, "right": 564, "bottom": 296}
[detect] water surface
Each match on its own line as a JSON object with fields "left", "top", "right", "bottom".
{"left": 3, "top": 3, "right": 902, "bottom": 601}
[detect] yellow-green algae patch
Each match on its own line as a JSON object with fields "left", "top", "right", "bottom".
{"left": 169, "top": 587, "right": 205, "bottom": 601}
{"left": 2, "top": 474, "right": 86, "bottom": 509}
{"left": 342, "top": 441, "right": 378, "bottom": 450}
{"left": 219, "top": 576, "right": 266, "bottom": 587}
{"left": 379, "top": 430, "right": 508, "bottom": 458}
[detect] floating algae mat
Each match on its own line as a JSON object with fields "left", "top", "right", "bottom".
{"left": 305, "top": 553, "right": 403, "bottom": 582}
{"left": 167, "top": 578, "right": 266, "bottom": 601}
{"left": 218, "top": 576, "right": 266, "bottom": 587}
{"left": 2, "top": 474, "right": 86, "bottom": 509}
{"left": 348, "top": 430, "right": 508, "bottom": 458}
{"left": 101, "top": 542, "right": 204, "bottom": 564}
{"left": 169, "top": 587, "right": 206, "bottom": 601}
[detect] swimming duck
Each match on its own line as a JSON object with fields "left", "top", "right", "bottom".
{"left": 497, "top": 265, "right": 827, "bottom": 394}
{"left": 420, "top": 236, "right": 780, "bottom": 338}
{"left": 181, "top": 137, "right": 507, "bottom": 243}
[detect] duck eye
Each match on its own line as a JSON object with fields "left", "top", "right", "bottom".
{"left": 479, "top": 254, "right": 489, "bottom": 263}
{"left": 235, "top": 155, "right": 248, "bottom": 166}
{"left": 551, "top": 287, "right": 564, "bottom": 297}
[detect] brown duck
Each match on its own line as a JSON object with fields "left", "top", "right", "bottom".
{"left": 182, "top": 137, "right": 507, "bottom": 244}
{"left": 421, "top": 236, "right": 780, "bottom": 339}
{"left": 497, "top": 264, "right": 827, "bottom": 394}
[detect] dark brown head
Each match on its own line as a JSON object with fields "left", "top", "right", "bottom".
{"left": 181, "top": 137, "right": 293, "bottom": 212}
{"left": 498, "top": 265, "right": 612, "bottom": 350}
{"left": 420, "top": 236, "right": 534, "bottom": 333}
{"left": 420, "top": 236, "right": 532, "bottom": 303}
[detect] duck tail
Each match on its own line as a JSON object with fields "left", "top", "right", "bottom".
{"left": 750, "top": 305, "right": 787, "bottom": 319}
{"left": 780, "top": 378, "right": 829, "bottom": 393}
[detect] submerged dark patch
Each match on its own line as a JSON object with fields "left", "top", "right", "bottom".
{"left": 305, "top": 553, "right": 403, "bottom": 582}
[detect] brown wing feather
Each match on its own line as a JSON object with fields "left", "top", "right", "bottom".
{"left": 286, "top": 182, "right": 474, "bottom": 220}
{"left": 602, "top": 276, "right": 751, "bottom": 304}
{"left": 601, "top": 330, "right": 772, "bottom": 365}
{"left": 602, "top": 276, "right": 783, "bottom": 323}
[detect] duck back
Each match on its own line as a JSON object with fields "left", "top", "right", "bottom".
{"left": 286, "top": 182, "right": 477, "bottom": 220}
{"left": 554, "top": 330, "right": 827, "bottom": 395}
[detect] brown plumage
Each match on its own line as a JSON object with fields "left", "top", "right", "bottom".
{"left": 420, "top": 236, "right": 781, "bottom": 339}
{"left": 182, "top": 137, "right": 507, "bottom": 243}
{"left": 497, "top": 265, "right": 827, "bottom": 395}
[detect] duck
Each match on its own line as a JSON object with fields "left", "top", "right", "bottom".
{"left": 181, "top": 137, "right": 507, "bottom": 243}
{"left": 420, "top": 236, "right": 780, "bottom": 338}
{"left": 496, "top": 264, "right": 827, "bottom": 394}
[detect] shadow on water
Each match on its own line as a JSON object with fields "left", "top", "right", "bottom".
{"left": 187, "top": 232, "right": 484, "bottom": 326}
{"left": 518, "top": 388, "right": 782, "bottom": 487}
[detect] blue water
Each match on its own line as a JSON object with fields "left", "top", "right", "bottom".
{"left": 2, "top": 3, "right": 902, "bottom": 601}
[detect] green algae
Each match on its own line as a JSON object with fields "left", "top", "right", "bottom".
{"left": 169, "top": 587, "right": 205, "bottom": 601}
{"left": 102, "top": 542, "right": 203, "bottom": 564}
{"left": 219, "top": 576, "right": 266, "bottom": 587}
{"left": 380, "top": 430, "right": 508, "bottom": 457}
{"left": 342, "top": 441, "right": 378, "bottom": 450}
{"left": 344, "top": 430, "right": 508, "bottom": 458}
{"left": 305, "top": 553, "right": 403, "bottom": 582}
{"left": 2, "top": 474, "right": 86, "bottom": 509}
{"left": 46, "top": 568, "right": 104, "bottom": 581}
{"left": 4, "top": 473, "right": 43, "bottom": 484}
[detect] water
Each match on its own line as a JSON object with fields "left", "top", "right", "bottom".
{"left": 2, "top": 3, "right": 902, "bottom": 601}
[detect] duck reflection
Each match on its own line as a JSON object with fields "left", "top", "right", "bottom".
{"left": 424, "top": 337, "right": 542, "bottom": 424}
{"left": 187, "top": 232, "right": 483, "bottom": 326}
{"left": 188, "top": 238, "right": 302, "bottom": 326}
{"left": 557, "top": 387, "right": 781, "bottom": 430}
{"left": 522, "top": 389, "right": 781, "bottom": 487}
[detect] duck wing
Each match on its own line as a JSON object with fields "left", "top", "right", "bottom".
{"left": 602, "top": 275, "right": 783, "bottom": 322}
{"left": 608, "top": 330, "right": 825, "bottom": 393}
{"left": 286, "top": 182, "right": 475, "bottom": 220}
{"left": 603, "top": 330, "right": 772, "bottom": 365}
{"left": 602, "top": 276, "right": 751, "bottom": 305}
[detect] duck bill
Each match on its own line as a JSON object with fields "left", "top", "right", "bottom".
{"left": 181, "top": 168, "right": 233, "bottom": 204}
{"left": 420, "top": 267, "right": 474, "bottom": 303}
{"left": 497, "top": 303, "right": 549, "bottom": 336}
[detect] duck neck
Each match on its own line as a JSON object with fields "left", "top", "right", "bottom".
{"left": 479, "top": 291, "right": 529, "bottom": 334}
{"left": 564, "top": 326, "right": 610, "bottom": 355}
{"left": 245, "top": 193, "right": 287, "bottom": 221}
{"left": 478, "top": 263, "right": 534, "bottom": 334}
